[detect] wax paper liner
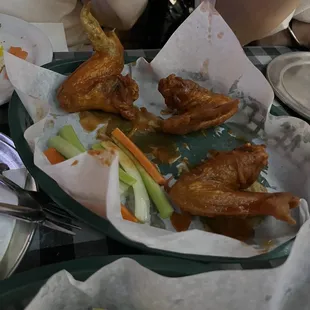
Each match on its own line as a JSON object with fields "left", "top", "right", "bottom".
{"left": 25, "top": 220, "right": 310, "bottom": 310}
{"left": 4, "top": 1, "right": 310, "bottom": 257}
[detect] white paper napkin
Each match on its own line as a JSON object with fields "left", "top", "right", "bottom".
{"left": 31, "top": 23, "right": 68, "bottom": 52}
{"left": 26, "top": 218, "right": 310, "bottom": 310}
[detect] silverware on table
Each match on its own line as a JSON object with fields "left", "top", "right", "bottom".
{"left": 0, "top": 137, "right": 36, "bottom": 279}
{"left": 0, "top": 173, "right": 80, "bottom": 235}
{"left": 24, "top": 169, "right": 38, "bottom": 192}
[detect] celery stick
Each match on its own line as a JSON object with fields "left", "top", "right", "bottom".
{"left": 119, "top": 167, "right": 136, "bottom": 186}
{"left": 92, "top": 143, "right": 103, "bottom": 150}
{"left": 59, "top": 125, "right": 86, "bottom": 152}
{"left": 48, "top": 136, "right": 81, "bottom": 159}
{"left": 120, "top": 181, "right": 129, "bottom": 204}
{"left": 92, "top": 143, "right": 136, "bottom": 186}
{"left": 136, "top": 164, "right": 173, "bottom": 218}
{"left": 113, "top": 138, "right": 173, "bottom": 219}
{"left": 119, "top": 181, "right": 130, "bottom": 196}
{"left": 101, "top": 141, "right": 150, "bottom": 223}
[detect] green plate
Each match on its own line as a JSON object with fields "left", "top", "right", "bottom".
{"left": 9, "top": 56, "right": 293, "bottom": 263}
{"left": 0, "top": 255, "right": 219, "bottom": 310}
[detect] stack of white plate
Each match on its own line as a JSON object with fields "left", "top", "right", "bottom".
{"left": 0, "top": 13, "right": 53, "bottom": 105}
{"left": 0, "top": 134, "right": 35, "bottom": 279}
{"left": 267, "top": 52, "right": 310, "bottom": 120}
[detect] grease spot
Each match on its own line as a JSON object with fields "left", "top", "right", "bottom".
{"left": 88, "top": 150, "right": 102, "bottom": 156}
{"left": 71, "top": 160, "right": 78, "bottom": 166}
{"left": 88, "top": 149, "right": 113, "bottom": 166}
{"left": 44, "top": 119, "right": 54, "bottom": 129}
{"left": 285, "top": 288, "right": 292, "bottom": 295}
{"left": 303, "top": 132, "right": 310, "bottom": 143}
{"left": 35, "top": 104, "right": 44, "bottom": 121}
{"left": 217, "top": 32, "right": 224, "bottom": 39}
{"left": 173, "top": 298, "right": 185, "bottom": 305}
{"left": 200, "top": 0, "right": 209, "bottom": 12}
{"left": 104, "top": 158, "right": 112, "bottom": 166}
{"left": 200, "top": 59, "right": 209, "bottom": 76}
{"left": 265, "top": 295, "right": 272, "bottom": 302}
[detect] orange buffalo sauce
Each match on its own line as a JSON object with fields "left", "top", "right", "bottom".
{"left": 170, "top": 211, "right": 192, "bottom": 232}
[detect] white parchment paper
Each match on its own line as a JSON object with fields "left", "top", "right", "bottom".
{"left": 4, "top": 1, "right": 310, "bottom": 257}
{"left": 26, "top": 220, "right": 310, "bottom": 310}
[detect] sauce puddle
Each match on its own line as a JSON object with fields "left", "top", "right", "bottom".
{"left": 132, "top": 132, "right": 180, "bottom": 165}
{"left": 79, "top": 110, "right": 180, "bottom": 165}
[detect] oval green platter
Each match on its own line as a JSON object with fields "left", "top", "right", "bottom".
{"left": 0, "top": 255, "right": 219, "bottom": 309}
{"left": 9, "top": 56, "right": 293, "bottom": 264}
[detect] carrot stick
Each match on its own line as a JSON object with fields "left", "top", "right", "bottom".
{"left": 4, "top": 46, "right": 28, "bottom": 79}
{"left": 8, "top": 47, "right": 28, "bottom": 59}
{"left": 121, "top": 204, "right": 139, "bottom": 223}
{"left": 44, "top": 147, "right": 66, "bottom": 165}
{"left": 112, "top": 128, "right": 166, "bottom": 185}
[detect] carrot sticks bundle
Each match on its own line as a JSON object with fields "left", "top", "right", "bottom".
{"left": 112, "top": 128, "right": 166, "bottom": 185}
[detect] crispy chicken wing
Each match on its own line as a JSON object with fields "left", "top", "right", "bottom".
{"left": 169, "top": 144, "right": 300, "bottom": 225}
{"left": 158, "top": 74, "right": 239, "bottom": 135}
{"left": 57, "top": 3, "right": 138, "bottom": 120}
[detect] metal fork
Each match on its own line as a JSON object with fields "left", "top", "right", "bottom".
{"left": 0, "top": 174, "right": 80, "bottom": 235}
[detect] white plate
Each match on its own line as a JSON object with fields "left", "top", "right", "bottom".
{"left": 266, "top": 52, "right": 310, "bottom": 120}
{"left": 0, "top": 180, "right": 18, "bottom": 262}
{"left": 0, "top": 13, "right": 53, "bottom": 105}
{"left": 0, "top": 134, "right": 35, "bottom": 279}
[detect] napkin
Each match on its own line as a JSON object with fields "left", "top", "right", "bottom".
{"left": 0, "top": 168, "right": 28, "bottom": 261}
{"left": 4, "top": 1, "right": 310, "bottom": 258}
{"left": 26, "top": 219, "right": 310, "bottom": 310}
{"left": 31, "top": 23, "right": 68, "bottom": 52}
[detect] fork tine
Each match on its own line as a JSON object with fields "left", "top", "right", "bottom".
{"left": 43, "top": 204, "right": 76, "bottom": 221}
{"left": 43, "top": 220, "right": 76, "bottom": 235}
{"left": 0, "top": 172, "right": 81, "bottom": 232}
{"left": 0, "top": 174, "right": 42, "bottom": 210}
{"left": 44, "top": 211, "right": 81, "bottom": 230}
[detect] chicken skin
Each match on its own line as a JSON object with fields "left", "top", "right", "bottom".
{"left": 57, "top": 3, "right": 138, "bottom": 120}
{"left": 169, "top": 144, "right": 300, "bottom": 225}
{"left": 158, "top": 74, "right": 239, "bottom": 135}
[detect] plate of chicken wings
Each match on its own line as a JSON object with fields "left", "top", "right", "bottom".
{"left": 7, "top": 2, "right": 309, "bottom": 260}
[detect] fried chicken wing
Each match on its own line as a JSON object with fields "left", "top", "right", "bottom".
{"left": 169, "top": 144, "right": 300, "bottom": 225}
{"left": 158, "top": 74, "right": 239, "bottom": 135}
{"left": 57, "top": 3, "right": 138, "bottom": 120}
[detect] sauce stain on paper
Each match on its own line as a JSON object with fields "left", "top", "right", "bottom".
{"left": 217, "top": 32, "right": 224, "bottom": 39}
{"left": 200, "top": 59, "right": 209, "bottom": 74}
{"left": 199, "top": 1, "right": 209, "bottom": 12}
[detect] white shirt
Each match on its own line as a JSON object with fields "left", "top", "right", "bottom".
{"left": 0, "top": 0, "right": 88, "bottom": 50}
{"left": 0, "top": 0, "right": 147, "bottom": 50}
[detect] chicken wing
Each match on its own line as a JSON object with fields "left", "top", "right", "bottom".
{"left": 158, "top": 74, "right": 239, "bottom": 135}
{"left": 57, "top": 3, "right": 138, "bottom": 120}
{"left": 169, "top": 144, "right": 300, "bottom": 225}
